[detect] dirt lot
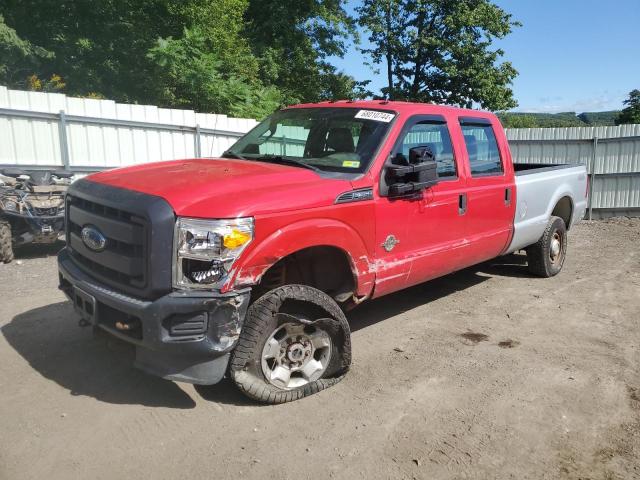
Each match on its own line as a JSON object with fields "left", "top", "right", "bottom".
{"left": 1, "top": 218, "right": 639, "bottom": 480}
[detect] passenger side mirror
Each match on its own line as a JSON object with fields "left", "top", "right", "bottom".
{"left": 386, "top": 146, "right": 439, "bottom": 196}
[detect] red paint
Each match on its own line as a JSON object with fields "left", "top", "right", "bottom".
{"left": 87, "top": 101, "right": 517, "bottom": 299}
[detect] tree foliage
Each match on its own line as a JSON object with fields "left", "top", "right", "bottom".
{"left": 245, "top": 0, "right": 365, "bottom": 104}
{"left": 497, "top": 113, "right": 538, "bottom": 128}
{"left": 0, "top": 0, "right": 524, "bottom": 117}
{"left": 498, "top": 111, "right": 622, "bottom": 128}
{"left": 147, "top": 26, "right": 282, "bottom": 119}
{"left": 0, "top": 0, "right": 361, "bottom": 117}
{"left": 0, "top": 14, "right": 51, "bottom": 86}
{"left": 578, "top": 111, "right": 620, "bottom": 126}
{"left": 616, "top": 89, "right": 640, "bottom": 125}
{"left": 357, "top": 0, "right": 520, "bottom": 110}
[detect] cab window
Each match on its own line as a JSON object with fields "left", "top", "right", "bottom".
{"left": 461, "top": 124, "right": 503, "bottom": 176}
{"left": 398, "top": 122, "right": 456, "bottom": 178}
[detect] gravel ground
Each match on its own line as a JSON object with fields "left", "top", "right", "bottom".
{"left": 0, "top": 218, "right": 639, "bottom": 480}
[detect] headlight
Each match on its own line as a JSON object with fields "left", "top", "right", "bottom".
{"left": 173, "top": 217, "right": 254, "bottom": 289}
{"left": 1, "top": 199, "right": 19, "bottom": 212}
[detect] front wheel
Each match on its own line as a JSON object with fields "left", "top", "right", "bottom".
{"left": 526, "top": 215, "right": 567, "bottom": 277}
{"left": 229, "top": 285, "right": 351, "bottom": 404}
{"left": 0, "top": 220, "right": 14, "bottom": 263}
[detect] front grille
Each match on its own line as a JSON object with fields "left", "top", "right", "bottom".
{"left": 67, "top": 195, "right": 148, "bottom": 291}
{"left": 31, "top": 206, "right": 60, "bottom": 216}
{"left": 64, "top": 178, "right": 175, "bottom": 299}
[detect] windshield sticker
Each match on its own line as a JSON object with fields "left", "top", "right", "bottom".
{"left": 354, "top": 110, "right": 395, "bottom": 123}
{"left": 342, "top": 160, "right": 361, "bottom": 168}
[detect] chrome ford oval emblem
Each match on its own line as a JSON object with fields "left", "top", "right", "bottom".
{"left": 81, "top": 225, "right": 107, "bottom": 252}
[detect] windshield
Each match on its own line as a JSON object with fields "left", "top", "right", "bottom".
{"left": 224, "top": 107, "right": 396, "bottom": 174}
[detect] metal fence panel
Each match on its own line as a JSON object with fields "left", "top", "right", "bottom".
{"left": 0, "top": 86, "right": 257, "bottom": 169}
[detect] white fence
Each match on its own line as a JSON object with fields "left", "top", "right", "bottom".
{"left": 0, "top": 86, "right": 257, "bottom": 170}
{"left": 1, "top": 86, "right": 639, "bottom": 218}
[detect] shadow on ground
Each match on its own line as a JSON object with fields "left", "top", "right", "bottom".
{"left": 2, "top": 253, "right": 531, "bottom": 407}
{"left": 12, "top": 240, "right": 65, "bottom": 260}
{"left": 349, "top": 252, "right": 530, "bottom": 332}
{"left": 2, "top": 301, "right": 197, "bottom": 409}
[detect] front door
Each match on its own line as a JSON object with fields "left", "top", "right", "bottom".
{"left": 373, "top": 115, "right": 467, "bottom": 296}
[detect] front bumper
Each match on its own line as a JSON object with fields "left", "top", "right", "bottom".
{"left": 58, "top": 248, "right": 250, "bottom": 385}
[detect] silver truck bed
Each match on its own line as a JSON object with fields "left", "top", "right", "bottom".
{"left": 506, "top": 164, "right": 588, "bottom": 254}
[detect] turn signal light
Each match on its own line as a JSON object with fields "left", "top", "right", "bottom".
{"left": 223, "top": 228, "right": 251, "bottom": 249}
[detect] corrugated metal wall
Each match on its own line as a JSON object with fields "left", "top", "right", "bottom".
{"left": 0, "top": 86, "right": 257, "bottom": 169}
{"left": 505, "top": 125, "right": 640, "bottom": 217}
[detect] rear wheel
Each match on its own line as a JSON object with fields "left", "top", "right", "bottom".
{"left": 0, "top": 220, "right": 13, "bottom": 263}
{"left": 526, "top": 215, "right": 567, "bottom": 277}
{"left": 230, "top": 284, "right": 351, "bottom": 404}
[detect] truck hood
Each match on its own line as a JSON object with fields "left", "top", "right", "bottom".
{"left": 87, "top": 158, "right": 353, "bottom": 218}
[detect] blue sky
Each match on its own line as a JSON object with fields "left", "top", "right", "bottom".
{"left": 334, "top": 0, "right": 640, "bottom": 112}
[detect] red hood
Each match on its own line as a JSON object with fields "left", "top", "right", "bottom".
{"left": 87, "top": 158, "right": 352, "bottom": 218}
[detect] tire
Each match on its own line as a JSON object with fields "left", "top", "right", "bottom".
{"left": 230, "top": 284, "right": 351, "bottom": 404}
{"left": 0, "top": 220, "right": 13, "bottom": 263}
{"left": 526, "top": 215, "right": 567, "bottom": 277}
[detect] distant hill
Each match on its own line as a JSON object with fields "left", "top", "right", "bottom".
{"left": 577, "top": 111, "right": 620, "bottom": 126}
{"left": 497, "top": 110, "right": 621, "bottom": 128}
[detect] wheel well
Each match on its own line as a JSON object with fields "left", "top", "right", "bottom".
{"left": 254, "top": 246, "right": 356, "bottom": 305}
{"left": 552, "top": 196, "right": 573, "bottom": 229}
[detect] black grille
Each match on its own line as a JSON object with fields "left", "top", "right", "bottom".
{"left": 64, "top": 178, "right": 175, "bottom": 299}
{"left": 67, "top": 195, "right": 148, "bottom": 290}
{"left": 31, "top": 206, "right": 59, "bottom": 216}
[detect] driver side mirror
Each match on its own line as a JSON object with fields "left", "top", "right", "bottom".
{"left": 387, "top": 146, "right": 439, "bottom": 196}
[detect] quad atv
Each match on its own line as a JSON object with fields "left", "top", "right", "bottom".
{"left": 0, "top": 168, "right": 73, "bottom": 263}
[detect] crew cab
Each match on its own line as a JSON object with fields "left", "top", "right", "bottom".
{"left": 58, "top": 101, "right": 588, "bottom": 403}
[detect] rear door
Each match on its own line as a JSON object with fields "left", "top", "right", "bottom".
{"left": 456, "top": 117, "right": 515, "bottom": 267}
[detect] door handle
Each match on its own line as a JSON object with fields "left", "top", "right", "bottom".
{"left": 458, "top": 193, "right": 467, "bottom": 215}
{"left": 505, "top": 188, "right": 512, "bottom": 206}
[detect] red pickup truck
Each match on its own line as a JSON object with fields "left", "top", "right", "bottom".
{"left": 58, "top": 101, "right": 588, "bottom": 403}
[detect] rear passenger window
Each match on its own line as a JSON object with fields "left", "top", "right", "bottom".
{"left": 399, "top": 122, "right": 456, "bottom": 178}
{"left": 461, "top": 124, "right": 503, "bottom": 176}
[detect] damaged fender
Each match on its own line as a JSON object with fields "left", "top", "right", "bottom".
{"left": 226, "top": 218, "right": 375, "bottom": 297}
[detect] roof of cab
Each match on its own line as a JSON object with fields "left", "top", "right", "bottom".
{"left": 286, "top": 99, "right": 494, "bottom": 118}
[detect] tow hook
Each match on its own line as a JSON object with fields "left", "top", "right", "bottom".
{"left": 115, "top": 319, "right": 141, "bottom": 331}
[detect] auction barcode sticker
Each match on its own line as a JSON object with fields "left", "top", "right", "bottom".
{"left": 354, "top": 110, "right": 395, "bottom": 123}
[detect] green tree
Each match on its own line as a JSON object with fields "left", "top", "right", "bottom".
{"left": 148, "top": 27, "right": 281, "bottom": 119}
{"left": 616, "top": 89, "right": 640, "bottom": 125}
{"left": 0, "top": 0, "right": 181, "bottom": 102}
{"left": 355, "top": 0, "right": 404, "bottom": 99}
{"left": 146, "top": 0, "right": 284, "bottom": 118}
{"left": 0, "top": 0, "right": 365, "bottom": 116}
{"left": 0, "top": 14, "right": 51, "bottom": 87}
{"left": 244, "top": 0, "right": 363, "bottom": 104}
{"left": 357, "top": 0, "right": 520, "bottom": 110}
